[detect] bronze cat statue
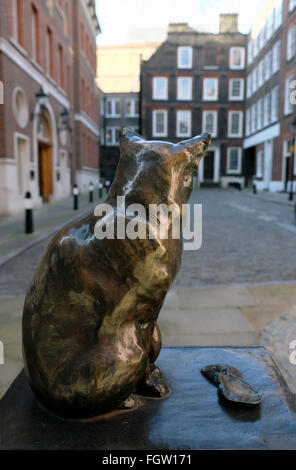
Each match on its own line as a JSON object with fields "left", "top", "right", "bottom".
{"left": 22, "top": 129, "right": 211, "bottom": 418}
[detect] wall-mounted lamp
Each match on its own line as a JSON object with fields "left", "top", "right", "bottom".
{"left": 31, "top": 86, "right": 48, "bottom": 120}
{"left": 57, "top": 108, "right": 71, "bottom": 133}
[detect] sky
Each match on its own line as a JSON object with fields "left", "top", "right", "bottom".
{"left": 96, "top": 0, "right": 268, "bottom": 45}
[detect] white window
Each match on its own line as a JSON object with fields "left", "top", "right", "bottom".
{"left": 252, "top": 67, "right": 257, "bottom": 94}
{"left": 229, "top": 47, "right": 245, "bottom": 69}
{"left": 274, "top": 1, "right": 283, "bottom": 30}
{"left": 256, "top": 150, "right": 264, "bottom": 177}
{"left": 247, "top": 41, "right": 253, "bottom": 65}
{"left": 247, "top": 74, "right": 252, "bottom": 98}
{"left": 125, "top": 98, "right": 139, "bottom": 117}
{"left": 266, "top": 12, "right": 274, "bottom": 40}
{"left": 253, "top": 36, "right": 258, "bottom": 58}
{"left": 272, "top": 41, "right": 280, "bottom": 74}
{"left": 202, "top": 110, "right": 218, "bottom": 137}
{"left": 251, "top": 104, "right": 256, "bottom": 133}
{"left": 228, "top": 111, "right": 243, "bottom": 137}
{"left": 106, "top": 98, "right": 121, "bottom": 117}
{"left": 257, "top": 98, "right": 263, "bottom": 130}
{"left": 152, "top": 110, "right": 168, "bottom": 137}
{"left": 203, "top": 78, "right": 218, "bottom": 100}
{"left": 271, "top": 86, "right": 279, "bottom": 122}
{"left": 105, "top": 127, "right": 120, "bottom": 146}
{"left": 177, "top": 77, "right": 192, "bottom": 100}
{"left": 245, "top": 108, "right": 250, "bottom": 136}
{"left": 263, "top": 92, "right": 271, "bottom": 126}
{"left": 264, "top": 51, "right": 272, "bottom": 81}
{"left": 177, "top": 47, "right": 193, "bottom": 69}
{"left": 289, "top": 0, "right": 296, "bottom": 11}
{"left": 229, "top": 78, "right": 244, "bottom": 100}
{"left": 258, "top": 30, "right": 264, "bottom": 51}
{"left": 227, "top": 148, "right": 242, "bottom": 174}
{"left": 285, "top": 75, "right": 294, "bottom": 115}
{"left": 152, "top": 77, "right": 168, "bottom": 100}
{"left": 258, "top": 59, "right": 264, "bottom": 87}
{"left": 287, "top": 26, "right": 296, "bottom": 61}
{"left": 176, "top": 110, "right": 191, "bottom": 137}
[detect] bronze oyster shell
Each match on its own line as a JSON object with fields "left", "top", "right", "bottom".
{"left": 201, "top": 364, "right": 262, "bottom": 406}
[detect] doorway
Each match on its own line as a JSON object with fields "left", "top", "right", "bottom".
{"left": 38, "top": 142, "right": 52, "bottom": 202}
{"left": 204, "top": 151, "right": 214, "bottom": 181}
{"left": 37, "top": 113, "right": 53, "bottom": 203}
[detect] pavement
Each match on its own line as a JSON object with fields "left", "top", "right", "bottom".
{"left": 0, "top": 191, "right": 104, "bottom": 267}
{"left": 0, "top": 188, "right": 296, "bottom": 399}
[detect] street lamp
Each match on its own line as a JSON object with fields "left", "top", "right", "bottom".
{"left": 289, "top": 117, "right": 296, "bottom": 201}
{"left": 31, "top": 86, "right": 48, "bottom": 119}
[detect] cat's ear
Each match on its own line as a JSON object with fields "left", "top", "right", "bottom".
{"left": 179, "top": 132, "right": 212, "bottom": 159}
{"left": 119, "top": 128, "right": 145, "bottom": 146}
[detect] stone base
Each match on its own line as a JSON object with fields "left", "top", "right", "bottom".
{"left": 1, "top": 347, "right": 296, "bottom": 450}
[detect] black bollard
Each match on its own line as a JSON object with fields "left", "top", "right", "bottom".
{"left": 98, "top": 182, "right": 103, "bottom": 199}
{"left": 25, "top": 191, "right": 34, "bottom": 234}
{"left": 89, "top": 182, "right": 94, "bottom": 203}
{"left": 294, "top": 203, "right": 296, "bottom": 225}
{"left": 73, "top": 184, "right": 79, "bottom": 210}
{"left": 105, "top": 180, "right": 111, "bottom": 195}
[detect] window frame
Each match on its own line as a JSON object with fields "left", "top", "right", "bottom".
{"left": 229, "top": 78, "right": 244, "bottom": 101}
{"left": 152, "top": 109, "right": 168, "bottom": 137}
{"left": 228, "top": 110, "right": 243, "bottom": 137}
{"left": 203, "top": 77, "right": 218, "bottom": 101}
{"left": 284, "top": 75, "right": 294, "bottom": 116}
{"left": 152, "top": 76, "right": 169, "bottom": 100}
{"left": 226, "top": 147, "right": 242, "bottom": 174}
{"left": 177, "top": 76, "right": 192, "bottom": 101}
{"left": 176, "top": 110, "right": 192, "bottom": 138}
{"left": 202, "top": 110, "right": 218, "bottom": 137}
{"left": 229, "top": 47, "right": 245, "bottom": 70}
{"left": 105, "top": 127, "right": 121, "bottom": 146}
{"left": 177, "top": 46, "right": 193, "bottom": 69}
{"left": 125, "top": 98, "right": 139, "bottom": 117}
{"left": 105, "top": 98, "right": 121, "bottom": 117}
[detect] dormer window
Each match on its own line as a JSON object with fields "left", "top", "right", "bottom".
{"left": 177, "top": 47, "right": 193, "bottom": 69}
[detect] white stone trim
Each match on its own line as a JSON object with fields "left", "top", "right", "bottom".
{"left": 80, "top": 0, "right": 100, "bottom": 39}
{"left": 198, "top": 146, "right": 220, "bottom": 183}
{"left": 74, "top": 113, "right": 99, "bottom": 137}
{"left": 0, "top": 37, "right": 70, "bottom": 109}
{"left": 243, "top": 123, "right": 280, "bottom": 149}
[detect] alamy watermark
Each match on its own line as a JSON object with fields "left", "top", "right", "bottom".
{"left": 289, "top": 340, "right": 296, "bottom": 365}
{"left": 94, "top": 197, "right": 202, "bottom": 251}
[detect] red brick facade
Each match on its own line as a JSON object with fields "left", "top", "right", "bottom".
{"left": 0, "top": 0, "right": 100, "bottom": 216}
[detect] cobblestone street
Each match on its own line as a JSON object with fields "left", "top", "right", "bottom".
{"left": 0, "top": 188, "right": 296, "bottom": 397}
{"left": 176, "top": 188, "right": 296, "bottom": 288}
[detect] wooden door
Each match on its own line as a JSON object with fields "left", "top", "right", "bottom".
{"left": 39, "top": 144, "right": 53, "bottom": 202}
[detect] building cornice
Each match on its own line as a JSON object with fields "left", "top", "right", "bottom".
{"left": 0, "top": 37, "right": 70, "bottom": 109}
{"left": 74, "top": 113, "right": 100, "bottom": 137}
{"left": 243, "top": 123, "right": 280, "bottom": 149}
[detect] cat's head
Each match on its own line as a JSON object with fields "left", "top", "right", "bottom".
{"left": 109, "top": 128, "right": 212, "bottom": 204}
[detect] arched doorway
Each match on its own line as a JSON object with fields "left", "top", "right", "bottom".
{"left": 37, "top": 112, "right": 53, "bottom": 202}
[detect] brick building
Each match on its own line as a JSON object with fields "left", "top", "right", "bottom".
{"left": 141, "top": 15, "right": 248, "bottom": 188}
{"left": 0, "top": 0, "right": 100, "bottom": 217}
{"left": 244, "top": 0, "right": 287, "bottom": 191}
{"left": 97, "top": 42, "right": 159, "bottom": 181}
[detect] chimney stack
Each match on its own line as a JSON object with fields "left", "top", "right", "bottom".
{"left": 219, "top": 14, "right": 238, "bottom": 34}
